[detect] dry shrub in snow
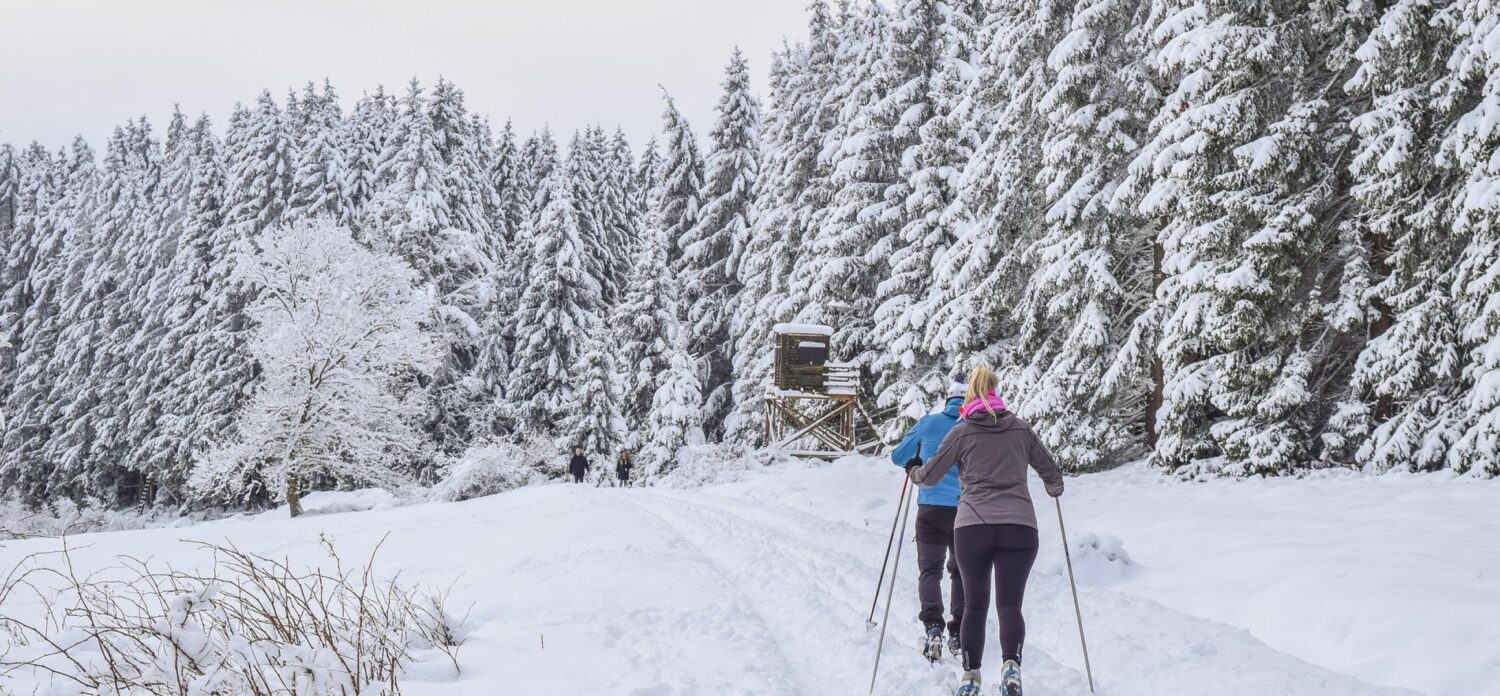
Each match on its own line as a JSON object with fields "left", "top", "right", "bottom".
{"left": 0, "top": 535, "right": 466, "bottom": 695}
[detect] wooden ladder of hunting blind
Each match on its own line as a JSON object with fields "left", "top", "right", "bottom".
{"left": 763, "top": 324, "right": 885, "bottom": 458}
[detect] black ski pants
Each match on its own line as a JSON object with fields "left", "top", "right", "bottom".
{"left": 915, "top": 505, "right": 964, "bottom": 635}
{"left": 954, "top": 523, "right": 1038, "bottom": 669}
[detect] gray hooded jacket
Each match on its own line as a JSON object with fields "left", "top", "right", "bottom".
{"left": 908, "top": 409, "right": 1063, "bottom": 530}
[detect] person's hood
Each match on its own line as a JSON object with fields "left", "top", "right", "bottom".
{"left": 959, "top": 391, "right": 1008, "bottom": 420}
{"left": 941, "top": 396, "right": 964, "bottom": 419}
{"left": 964, "top": 408, "right": 1024, "bottom": 432}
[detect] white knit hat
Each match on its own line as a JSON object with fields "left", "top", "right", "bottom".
{"left": 948, "top": 375, "right": 967, "bottom": 399}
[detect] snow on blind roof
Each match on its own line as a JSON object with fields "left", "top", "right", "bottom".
{"left": 773, "top": 323, "right": 833, "bottom": 336}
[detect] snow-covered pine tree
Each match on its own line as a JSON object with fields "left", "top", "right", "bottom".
{"left": 189, "top": 218, "right": 436, "bottom": 515}
{"left": 639, "top": 330, "right": 705, "bottom": 480}
{"left": 0, "top": 144, "right": 17, "bottom": 245}
{"left": 344, "top": 87, "right": 398, "bottom": 227}
{"left": 468, "top": 120, "right": 525, "bottom": 438}
{"left": 1006, "top": 0, "right": 1157, "bottom": 471}
{"left": 286, "top": 80, "right": 351, "bottom": 224}
{"left": 1444, "top": 0, "right": 1500, "bottom": 477}
{"left": 724, "top": 46, "right": 795, "bottom": 447}
{"left": 923, "top": 1, "right": 1069, "bottom": 382}
{"left": 506, "top": 161, "right": 602, "bottom": 429}
{"left": 521, "top": 128, "right": 562, "bottom": 222}
{"left": 489, "top": 120, "right": 528, "bottom": 264}
{"left": 132, "top": 115, "right": 241, "bottom": 500}
{"left": 613, "top": 215, "right": 681, "bottom": 437}
{"left": 1333, "top": 0, "right": 1468, "bottom": 473}
{"left": 656, "top": 92, "right": 704, "bottom": 269}
{"left": 0, "top": 143, "right": 60, "bottom": 501}
{"left": 224, "top": 91, "right": 295, "bottom": 238}
{"left": 0, "top": 141, "right": 18, "bottom": 434}
{"left": 1123, "top": 0, "right": 1365, "bottom": 476}
{"left": 790, "top": 0, "right": 894, "bottom": 372}
{"left": 40, "top": 120, "right": 161, "bottom": 502}
{"left": 599, "top": 128, "right": 642, "bottom": 302}
{"left": 364, "top": 79, "right": 491, "bottom": 457}
{"left": 425, "top": 78, "right": 501, "bottom": 452}
{"left": 559, "top": 333, "right": 622, "bottom": 465}
{"left": 870, "top": 0, "right": 981, "bottom": 423}
{"left": 684, "top": 48, "right": 762, "bottom": 441}
{"left": 8, "top": 140, "right": 98, "bottom": 503}
{"left": 119, "top": 108, "right": 198, "bottom": 498}
{"left": 0, "top": 143, "right": 51, "bottom": 393}
{"left": 634, "top": 135, "right": 662, "bottom": 219}
{"left": 565, "top": 128, "right": 612, "bottom": 303}
{"left": 429, "top": 78, "right": 496, "bottom": 263}
{"left": 726, "top": 5, "right": 843, "bottom": 446}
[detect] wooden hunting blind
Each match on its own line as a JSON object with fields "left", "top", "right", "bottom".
{"left": 763, "top": 323, "right": 880, "bottom": 458}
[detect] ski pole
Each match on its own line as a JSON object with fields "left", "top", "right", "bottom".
{"left": 1055, "top": 497, "right": 1096, "bottom": 693}
{"left": 866, "top": 474, "right": 911, "bottom": 628}
{"left": 868, "top": 474, "right": 916, "bottom": 695}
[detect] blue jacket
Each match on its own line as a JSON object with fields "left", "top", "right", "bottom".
{"left": 890, "top": 397, "right": 963, "bottom": 507}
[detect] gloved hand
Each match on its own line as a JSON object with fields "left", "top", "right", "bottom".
{"left": 1045, "top": 478, "right": 1064, "bottom": 498}
{"left": 904, "top": 456, "right": 922, "bottom": 481}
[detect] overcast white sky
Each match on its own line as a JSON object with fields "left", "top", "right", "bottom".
{"left": 0, "top": 0, "right": 811, "bottom": 152}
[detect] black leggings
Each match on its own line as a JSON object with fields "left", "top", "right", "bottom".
{"left": 954, "top": 523, "right": 1038, "bottom": 670}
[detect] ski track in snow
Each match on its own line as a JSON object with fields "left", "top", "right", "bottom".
{"left": 0, "top": 459, "right": 1440, "bottom": 696}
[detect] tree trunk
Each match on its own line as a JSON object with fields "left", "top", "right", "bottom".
{"left": 1147, "top": 237, "right": 1165, "bottom": 448}
{"left": 287, "top": 473, "right": 302, "bottom": 518}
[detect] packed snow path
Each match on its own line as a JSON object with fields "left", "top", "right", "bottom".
{"left": 3, "top": 457, "right": 1489, "bottom": 695}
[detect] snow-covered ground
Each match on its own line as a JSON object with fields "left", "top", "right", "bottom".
{"left": 1, "top": 456, "right": 1493, "bottom": 695}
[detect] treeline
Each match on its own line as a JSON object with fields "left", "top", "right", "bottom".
{"left": 2, "top": 0, "right": 1498, "bottom": 513}
{"left": 0, "top": 71, "right": 742, "bottom": 507}
{"left": 725, "top": 0, "right": 1499, "bottom": 479}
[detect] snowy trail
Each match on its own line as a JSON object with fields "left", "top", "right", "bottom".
{"left": 623, "top": 482, "right": 1410, "bottom": 696}
{"left": 0, "top": 458, "right": 1448, "bottom": 695}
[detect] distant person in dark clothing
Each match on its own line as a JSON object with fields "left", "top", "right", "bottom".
{"left": 615, "top": 450, "right": 634, "bottom": 487}
{"left": 569, "top": 448, "right": 589, "bottom": 483}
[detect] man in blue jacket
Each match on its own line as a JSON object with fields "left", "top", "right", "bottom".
{"left": 890, "top": 375, "right": 967, "bottom": 661}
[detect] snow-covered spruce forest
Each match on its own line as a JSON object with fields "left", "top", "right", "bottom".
{"left": 2, "top": 0, "right": 1499, "bottom": 513}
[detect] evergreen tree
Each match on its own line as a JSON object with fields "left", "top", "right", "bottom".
{"left": 0, "top": 143, "right": 62, "bottom": 501}
{"left": 790, "top": 0, "right": 894, "bottom": 370}
{"left": 365, "top": 79, "right": 491, "bottom": 456}
{"left": 656, "top": 92, "right": 704, "bottom": 268}
{"left": 287, "top": 80, "right": 351, "bottom": 223}
{"left": 559, "top": 333, "right": 622, "bottom": 460}
{"left": 344, "top": 86, "right": 398, "bottom": 225}
{"left": 1009, "top": 0, "right": 1157, "bottom": 471}
{"left": 1123, "top": 0, "right": 1364, "bottom": 475}
{"left": 1444, "top": 0, "right": 1500, "bottom": 477}
{"left": 685, "top": 48, "right": 762, "bottom": 441}
{"left": 870, "top": 0, "right": 982, "bottom": 422}
{"left": 138, "top": 115, "right": 241, "bottom": 499}
{"left": 1335, "top": 0, "right": 1468, "bottom": 473}
{"left": 613, "top": 218, "right": 681, "bottom": 435}
{"left": 506, "top": 163, "right": 601, "bottom": 427}
{"left": 924, "top": 1, "right": 1069, "bottom": 377}
{"left": 599, "top": 128, "right": 642, "bottom": 302}
{"left": 224, "top": 91, "right": 295, "bottom": 237}
{"left": 640, "top": 330, "right": 705, "bottom": 480}
{"left": 726, "top": 6, "right": 843, "bottom": 446}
